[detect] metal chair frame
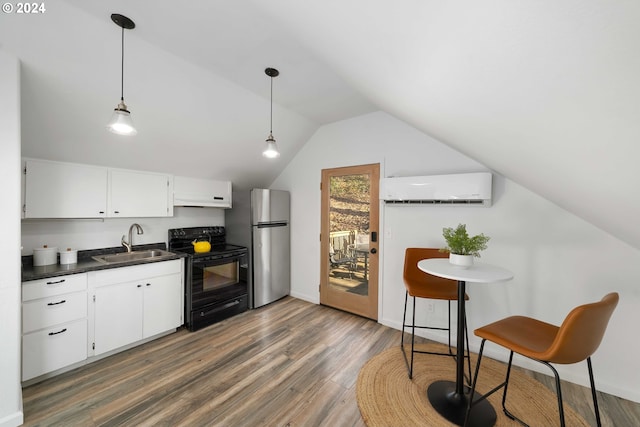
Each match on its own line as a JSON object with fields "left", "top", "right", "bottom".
{"left": 401, "top": 291, "right": 472, "bottom": 384}
{"left": 464, "top": 339, "right": 603, "bottom": 427}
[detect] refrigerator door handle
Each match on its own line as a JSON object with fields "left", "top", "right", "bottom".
{"left": 256, "top": 222, "right": 288, "bottom": 228}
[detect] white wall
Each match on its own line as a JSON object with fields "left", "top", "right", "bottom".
{"left": 0, "top": 50, "right": 23, "bottom": 427}
{"left": 21, "top": 207, "right": 225, "bottom": 256}
{"left": 0, "top": 0, "right": 317, "bottom": 191}
{"left": 271, "top": 111, "right": 640, "bottom": 403}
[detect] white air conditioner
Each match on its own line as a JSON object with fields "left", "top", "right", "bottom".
{"left": 381, "top": 172, "right": 492, "bottom": 206}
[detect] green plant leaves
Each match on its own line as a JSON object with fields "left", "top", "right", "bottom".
{"left": 441, "top": 223, "right": 490, "bottom": 257}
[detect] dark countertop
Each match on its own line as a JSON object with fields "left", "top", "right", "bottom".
{"left": 22, "top": 243, "right": 188, "bottom": 282}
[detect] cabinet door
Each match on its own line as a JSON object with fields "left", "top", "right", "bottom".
{"left": 22, "top": 318, "right": 87, "bottom": 381}
{"left": 24, "top": 159, "right": 107, "bottom": 218}
{"left": 143, "top": 273, "right": 182, "bottom": 338}
{"left": 109, "top": 169, "right": 172, "bottom": 217}
{"left": 94, "top": 281, "right": 143, "bottom": 355}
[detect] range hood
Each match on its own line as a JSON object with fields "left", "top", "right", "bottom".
{"left": 173, "top": 176, "right": 232, "bottom": 208}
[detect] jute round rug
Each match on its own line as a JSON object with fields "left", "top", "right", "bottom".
{"left": 356, "top": 343, "right": 589, "bottom": 426}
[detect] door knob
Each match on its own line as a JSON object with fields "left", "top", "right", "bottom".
{"left": 370, "top": 248, "right": 377, "bottom": 254}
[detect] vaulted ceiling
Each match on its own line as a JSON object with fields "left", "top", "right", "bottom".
{"left": 2, "top": 0, "right": 639, "bottom": 249}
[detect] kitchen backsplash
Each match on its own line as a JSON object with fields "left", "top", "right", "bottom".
{"left": 21, "top": 207, "right": 224, "bottom": 256}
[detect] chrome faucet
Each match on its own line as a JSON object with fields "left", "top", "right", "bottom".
{"left": 122, "top": 223, "right": 144, "bottom": 252}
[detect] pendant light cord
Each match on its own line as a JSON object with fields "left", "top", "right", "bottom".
{"left": 269, "top": 76, "right": 273, "bottom": 133}
{"left": 120, "top": 25, "right": 125, "bottom": 101}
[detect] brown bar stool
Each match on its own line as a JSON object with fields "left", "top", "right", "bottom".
{"left": 401, "top": 248, "right": 471, "bottom": 381}
{"left": 465, "top": 292, "right": 619, "bottom": 427}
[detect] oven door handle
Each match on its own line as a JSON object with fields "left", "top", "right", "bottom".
{"left": 199, "top": 300, "right": 241, "bottom": 317}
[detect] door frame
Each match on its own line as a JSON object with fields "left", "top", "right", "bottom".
{"left": 320, "top": 163, "right": 379, "bottom": 320}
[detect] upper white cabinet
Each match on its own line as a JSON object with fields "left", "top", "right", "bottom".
{"left": 109, "top": 169, "right": 173, "bottom": 217}
{"left": 24, "top": 159, "right": 108, "bottom": 218}
{"left": 23, "top": 158, "right": 173, "bottom": 219}
{"left": 173, "top": 176, "right": 232, "bottom": 208}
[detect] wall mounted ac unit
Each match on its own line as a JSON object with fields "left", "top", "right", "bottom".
{"left": 381, "top": 172, "right": 492, "bottom": 206}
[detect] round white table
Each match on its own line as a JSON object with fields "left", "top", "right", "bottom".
{"left": 417, "top": 258, "right": 513, "bottom": 427}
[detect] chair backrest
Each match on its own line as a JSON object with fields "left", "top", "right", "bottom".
{"left": 403, "top": 248, "right": 450, "bottom": 288}
{"left": 543, "top": 292, "right": 619, "bottom": 364}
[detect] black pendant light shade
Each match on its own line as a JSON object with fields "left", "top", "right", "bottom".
{"left": 107, "top": 13, "right": 137, "bottom": 136}
{"left": 263, "top": 67, "right": 280, "bottom": 158}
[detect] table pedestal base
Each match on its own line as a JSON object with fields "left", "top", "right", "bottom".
{"left": 427, "top": 380, "right": 497, "bottom": 427}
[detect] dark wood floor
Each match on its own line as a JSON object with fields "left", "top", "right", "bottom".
{"left": 22, "top": 297, "right": 640, "bottom": 426}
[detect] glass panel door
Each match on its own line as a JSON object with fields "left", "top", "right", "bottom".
{"left": 328, "top": 174, "right": 370, "bottom": 294}
{"left": 320, "top": 164, "right": 379, "bottom": 320}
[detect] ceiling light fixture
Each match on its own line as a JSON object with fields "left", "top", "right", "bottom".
{"left": 106, "top": 13, "right": 137, "bottom": 136}
{"left": 263, "top": 67, "right": 280, "bottom": 158}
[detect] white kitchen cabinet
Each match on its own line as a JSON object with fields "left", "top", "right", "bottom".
{"left": 21, "top": 273, "right": 88, "bottom": 381}
{"left": 173, "top": 175, "right": 232, "bottom": 208}
{"left": 91, "top": 259, "right": 183, "bottom": 356}
{"left": 93, "top": 280, "right": 144, "bottom": 355}
{"left": 109, "top": 169, "right": 174, "bottom": 217}
{"left": 142, "top": 273, "right": 183, "bottom": 338}
{"left": 24, "top": 159, "right": 108, "bottom": 218}
{"left": 23, "top": 158, "right": 174, "bottom": 219}
{"left": 22, "top": 319, "right": 88, "bottom": 382}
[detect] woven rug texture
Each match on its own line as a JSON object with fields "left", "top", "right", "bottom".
{"left": 356, "top": 343, "right": 589, "bottom": 427}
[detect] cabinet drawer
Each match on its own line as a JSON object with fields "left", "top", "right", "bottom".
{"left": 22, "top": 273, "right": 87, "bottom": 301}
{"left": 22, "top": 291, "right": 87, "bottom": 333}
{"left": 22, "top": 318, "right": 88, "bottom": 381}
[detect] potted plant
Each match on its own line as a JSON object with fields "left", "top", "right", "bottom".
{"left": 441, "top": 223, "right": 490, "bottom": 268}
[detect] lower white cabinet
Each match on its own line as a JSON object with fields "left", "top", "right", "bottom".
{"left": 22, "top": 319, "right": 88, "bottom": 381}
{"left": 21, "top": 259, "right": 183, "bottom": 382}
{"left": 93, "top": 280, "right": 144, "bottom": 355}
{"left": 91, "top": 259, "right": 183, "bottom": 356}
{"left": 21, "top": 273, "right": 88, "bottom": 381}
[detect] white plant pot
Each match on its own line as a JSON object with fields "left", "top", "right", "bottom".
{"left": 449, "top": 253, "right": 474, "bottom": 269}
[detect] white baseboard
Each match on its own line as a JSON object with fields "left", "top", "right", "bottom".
{"left": 0, "top": 410, "right": 23, "bottom": 427}
{"left": 290, "top": 290, "right": 319, "bottom": 304}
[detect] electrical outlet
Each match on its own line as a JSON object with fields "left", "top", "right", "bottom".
{"left": 427, "top": 302, "right": 435, "bottom": 313}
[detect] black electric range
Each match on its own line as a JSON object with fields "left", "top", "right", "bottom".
{"left": 168, "top": 227, "right": 248, "bottom": 331}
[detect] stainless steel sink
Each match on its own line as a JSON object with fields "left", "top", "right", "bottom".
{"left": 92, "top": 249, "right": 175, "bottom": 264}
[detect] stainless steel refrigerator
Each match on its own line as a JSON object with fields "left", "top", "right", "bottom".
{"left": 225, "top": 188, "right": 290, "bottom": 308}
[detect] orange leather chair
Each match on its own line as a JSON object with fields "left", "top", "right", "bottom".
{"left": 401, "top": 248, "right": 471, "bottom": 381}
{"left": 465, "top": 292, "right": 619, "bottom": 427}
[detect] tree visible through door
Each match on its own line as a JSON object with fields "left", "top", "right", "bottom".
{"left": 320, "top": 164, "right": 379, "bottom": 320}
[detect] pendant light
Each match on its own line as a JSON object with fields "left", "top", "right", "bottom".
{"left": 263, "top": 67, "right": 280, "bottom": 158}
{"left": 107, "top": 13, "right": 137, "bottom": 136}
